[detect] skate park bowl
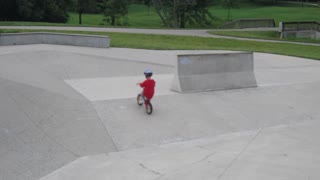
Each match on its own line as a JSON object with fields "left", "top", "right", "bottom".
{"left": 171, "top": 52, "right": 257, "bottom": 93}
{"left": 0, "top": 32, "right": 110, "bottom": 48}
{"left": 1, "top": 44, "right": 320, "bottom": 180}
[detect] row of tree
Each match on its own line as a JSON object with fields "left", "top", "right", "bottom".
{"left": 85, "top": 0, "right": 215, "bottom": 28}
{"left": 0, "top": 0, "right": 71, "bottom": 22}
{"left": 152, "top": 0, "right": 213, "bottom": 28}
{"left": 0, "top": 0, "right": 222, "bottom": 28}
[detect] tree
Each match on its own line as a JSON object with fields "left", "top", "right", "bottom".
{"left": 77, "top": 0, "right": 89, "bottom": 24}
{"left": 71, "top": 0, "right": 102, "bottom": 24}
{"left": 144, "top": 0, "right": 152, "bottom": 7}
{"left": 152, "top": 0, "right": 172, "bottom": 27}
{"left": 0, "top": 0, "right": 18, "bottom": 21}
{"left": 16, "top": 0, "right": 34, "bottom": 20}
{"left": 144, "top": 0, "right": 152, "bottom": 13}
{"left": 221, "top": 0, "right": 239, "bottom": 20}
{"left": 0, "top": 0, "right": 70, "bottom": 22}
{"left": 100, "top": 0, "right": 129, "bottom": 26}
{"left": 152, "top": 0, "right": 213, "bottom": 28}
{"left": 42, "top": 0, "right": 71, "bottom": 22}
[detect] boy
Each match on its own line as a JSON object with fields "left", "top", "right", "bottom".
{"left": 137, "top": 69, "right": 156, "bottom": 103}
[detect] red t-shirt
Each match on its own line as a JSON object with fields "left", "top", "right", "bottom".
{"left": 140, "top": 79, "right": 156, "bottom": 100}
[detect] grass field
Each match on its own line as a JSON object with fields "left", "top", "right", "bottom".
{"left": 1, "top": 29, "right": 319, "bottom": 60}
{"left": 0, "top": 4, "right": 319, "bottom": 28}
{"left": 209, "top": 30, "right": 320, "bottom": 43}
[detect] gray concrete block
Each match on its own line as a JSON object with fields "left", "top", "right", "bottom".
{"left": 281, "top": 29, "right": 320, "bottom": 40}
{"left": 0, "top": 32, "right": 110, "bottom": 48}
{"left": 171, "top": 52, "right": 257, "bottom": 92}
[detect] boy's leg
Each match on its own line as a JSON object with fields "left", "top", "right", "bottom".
{"left": 141, "top": 93, "right": 150, "bottom": 105}
{"left": 145, "top": 99, "right": 149, "bottom": 106}
{"left": 144, "top": 97, "right": 149, "bottom": 105}
{"left": 142, "top": 91, "right": 153, "bottom": 105}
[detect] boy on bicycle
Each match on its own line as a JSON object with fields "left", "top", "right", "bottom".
{"left": 137, "top": 69, "right": 156, "bottom": 104}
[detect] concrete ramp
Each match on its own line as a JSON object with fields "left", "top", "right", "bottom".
{"left": 171, "top": 52, "right": 257, "bottom": 92}
{"left": 39, "top": 120, "right": 320, "bottom": 180}
{"left": 0, "top": 51, "right": 119, "bottom": 180}
{"left": 0, "top": 45, "right": 174, "bottom": 180}
{"left": 0, "top": 77, "right": 117, "bottom": 178}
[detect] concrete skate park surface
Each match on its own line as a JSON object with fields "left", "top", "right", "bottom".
{"left": 1, "top": 44, "right": 320, "bottom": 180}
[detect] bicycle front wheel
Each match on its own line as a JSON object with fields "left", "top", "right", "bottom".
{"left": 146, "top": 102, "right": 153, "bottom": 115}
{"left": 137, "top": 94, "right": 143, "bottom": 106}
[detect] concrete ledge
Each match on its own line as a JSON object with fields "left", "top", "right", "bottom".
{"left": 0, "top": 32, "right": 110, "bottom": 48}
{"left": 281, "top": 30, "right": 320, "bottom": 40}
{"left": 171, "top": 52, "right": 257, "bottom": 93}
{"left": 279, "top": 21, "right": 320, "bottom": 40}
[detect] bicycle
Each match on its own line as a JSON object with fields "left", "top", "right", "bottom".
{"left": 136, "top": 93, "right": 153, "bottom": 115}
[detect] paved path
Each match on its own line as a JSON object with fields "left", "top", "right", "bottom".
{"left": 1, "top": 26, "right": 319, "bottom": 46}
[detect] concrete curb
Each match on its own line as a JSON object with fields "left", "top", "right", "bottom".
{"left": 0, "top": 32, "right": 110, "bottom": 48}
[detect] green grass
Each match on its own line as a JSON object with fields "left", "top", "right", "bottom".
{"left": 127, "top": 5, "right": 162, "bottom": 28}
{"left": 68, "top": 13, "right": 104, "bottom": 26}
{"left": 210, "top": 30, "right": 281, "bottom": 39}
{"left": 209, "top": 30, "right": 320, "bottom": 43}
{"left": 1, "top": 29, "right": 319, "bottom": 60}
{"left": 0, "top": 4, "right": 319, "bottom": 28}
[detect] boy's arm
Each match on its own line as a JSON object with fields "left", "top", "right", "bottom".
{"left": 138, "top": 80, "right": 147, "bottom": 87}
